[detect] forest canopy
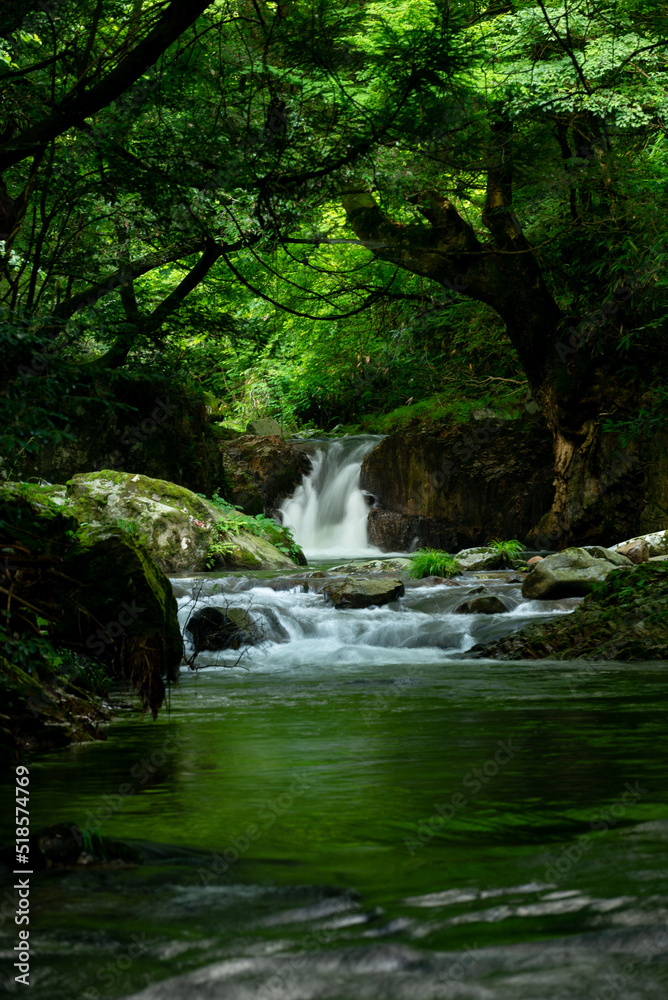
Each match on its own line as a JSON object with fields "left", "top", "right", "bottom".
{"left": 1, "top": 0, "right": 668, "bottom": 457}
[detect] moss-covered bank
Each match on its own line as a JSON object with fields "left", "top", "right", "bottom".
{"left": 1, "top": 482, "right": 183, "bottom": 753}
{"left": 471, "top": 563, "right": 668, "bottom": 660}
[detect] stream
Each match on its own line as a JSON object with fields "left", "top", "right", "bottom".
{"left": 2, "top": 437, "right": 668, "bottom": 1000}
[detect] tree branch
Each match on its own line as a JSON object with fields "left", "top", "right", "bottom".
{"left": 0, "top": 0, "right": 213, "bottom": 172}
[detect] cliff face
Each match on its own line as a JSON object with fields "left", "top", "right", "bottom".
{"left": 360, "top": 417, "right": 556, "bottom": 551}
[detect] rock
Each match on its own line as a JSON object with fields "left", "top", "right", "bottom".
{"left": 616, "top": 539, "right": 649, "bottom": 564}
{"left": 521, "top": 547, "right": 631, "bottom": 600}
{"left": 246, "top": 417, "right": 285, "bottom": 437}
{"left": 322, "top": 576, "right": 405, "bottom": 609}
{"left": 24, "top": 824, "right": 143, "bottom": 869}
{"left": 14, "top": 382, "right": 227, "bottom": 496}
{"left": 471, "top": 562, "right": 668, "bottom": 661}
{"left": 612, "top": 530, "right": 668, "bottom": 557}
{"left": 185, "top": 606, "right": 256, "bottom": 650}
{"left": 455, "top": 595, "right": 509, "bottom": 614}
{"left": 453, "top": 546, "right": 504, "bottom": 571}
{"left": 581, "top": 545, "right": 633, "bottom": 567}
{"left": 328, "top": 558, "right": 412, "bottom": 575}
{"left": 221, "top": 434, "right": 311, "bottom": 515}
{"left": 360, "top": 418, "right": 554, "bottom": 551}
{"left": 0, "top": 482, "right": 182, "bottom": 718}
{"left": 527, "top": 555, "right": 543, "bottom": 565}
{"left": 46, "top": 471, "right": 300, "bottom": 573}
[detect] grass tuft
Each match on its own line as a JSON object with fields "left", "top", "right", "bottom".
{"left": 409, "top": 549, "right": 460, "bottom": 579}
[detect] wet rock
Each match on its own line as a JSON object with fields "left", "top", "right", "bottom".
{"left": 329, "top": 558, "right": 412, "bottom": 575}
{"left": 615, "top": 539, "right": 650, "bottom": 564}
{"left": 322, "top": 576, "right": 405, "bottom": 609}
{"left": 246, "top": 417, "right": 285, "bottom": 437}
{"left": 185, "top": 606, "right": 256, "bottom": 650}
{"left": 522, "top": 547, "right": 632, "bottom": 600}
{"left": 472, "top": 563, "right": 668, "bottom": 661}
{"left": 221, "top": 434, "right": 311, "bottom": 516}
{"left": 263, "top": 608, "right": 291, "bottom": 643}
{"left": 455, "top": 595, "right": 509, "bottom": 614}
{"left": 360, "top": 418, "right": 554, "bottom": 551}
{"left": 455, "top": 547, "right": 505, "bottom": 571}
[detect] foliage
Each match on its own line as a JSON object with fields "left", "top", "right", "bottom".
{"left": 1, "top": 0, "right": 667, "bottom": 451}
{"left": 409, "top": 549, "right": 460, "bottom": 579}
{"left": 489, "top": 539, "right": 526, "bottom": 566}
{"left": 199, "top": 493, "right": 303, "bottom": 567}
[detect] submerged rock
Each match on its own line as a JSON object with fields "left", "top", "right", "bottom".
{"left": 18, "top": 824, "right": 143, "bottom": 869}
{"left": 185, "top": 606, "right": 256, "bottom": 650}
{"left": 322, "top": 576, "right": 405, "bottom": 609}
{"left": 522, "top": 547, "right": 632, "bottom": 599}
{"left": 455, "top": 595, "right": 509, "bottom": 614}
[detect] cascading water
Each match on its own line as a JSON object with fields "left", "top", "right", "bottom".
{"left": 279, "top": 435, "right": 383, "bottom": 560}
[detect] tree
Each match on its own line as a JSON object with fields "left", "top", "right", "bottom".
{"left": 2, "top": 0, "right": 668, "bottom": 545}
{"left": 335, "top": 0, "right": 668, "bottom": 543}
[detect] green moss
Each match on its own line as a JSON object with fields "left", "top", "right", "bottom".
{"left": 342, "top": 388, "right": 525, "bottom": 435}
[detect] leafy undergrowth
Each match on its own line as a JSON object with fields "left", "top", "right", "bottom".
{"left": 202, "top": 493, "right": 305, "bottom": 566}
{"left": 344, "top": 383, "right": 527, "bottom": 435}
{"left": 474, "top": 563, "right": 668, "bottom": 661}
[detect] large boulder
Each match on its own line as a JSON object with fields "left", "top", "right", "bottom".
{"left": 454, "top": 546, "right": 505, "bottom": 571}
{"left": 522, "top": 547, "right": 632, "bottom": 600}
{"left": 0, "top": 482, "right": 182, "bottom": 719}
{"left": 13, "top": 382, "right": 227, "bottom": 496}
{"left": 221, "top": 434, "right": 311, "bottom": 515}
{"left": 322, "top": 576, "right": 405, "bottom": 609}
{"left": 360, "top": 417, "right": 555, "bottom": 552}
{"left": 45, "top": 471, "right": 301, "bottom": 573}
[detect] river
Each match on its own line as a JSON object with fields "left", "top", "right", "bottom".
{"left": 2, "top": 437, "right": 668, "bottom": 1000}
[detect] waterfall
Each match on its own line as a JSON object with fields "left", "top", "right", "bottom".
{"left": 279, "top": 436, "right": 383, "bottom": 560}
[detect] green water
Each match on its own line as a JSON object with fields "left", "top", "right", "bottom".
{"left": 3, "top": 655, "right": 668, "bottom": 999}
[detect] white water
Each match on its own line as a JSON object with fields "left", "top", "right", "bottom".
{"left": 280, "top": 436, "right": 383, "bottom": 560}
{"left": 174, "top": 573, "right": 580, "bottom": 673}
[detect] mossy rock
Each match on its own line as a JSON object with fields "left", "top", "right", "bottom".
{"left": 46, "top": 470, "right": 301, "bottom": 573}
{"left": 0, "top": 481, "right": 182, "bottom": 719}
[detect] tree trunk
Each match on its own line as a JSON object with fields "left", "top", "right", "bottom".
{"left": 341, "top": 130, "right": 648, "bottom": 546}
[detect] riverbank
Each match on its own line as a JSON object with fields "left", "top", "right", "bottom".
{"left": 470, "top": 562, "right": 668, "bottom": 660}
